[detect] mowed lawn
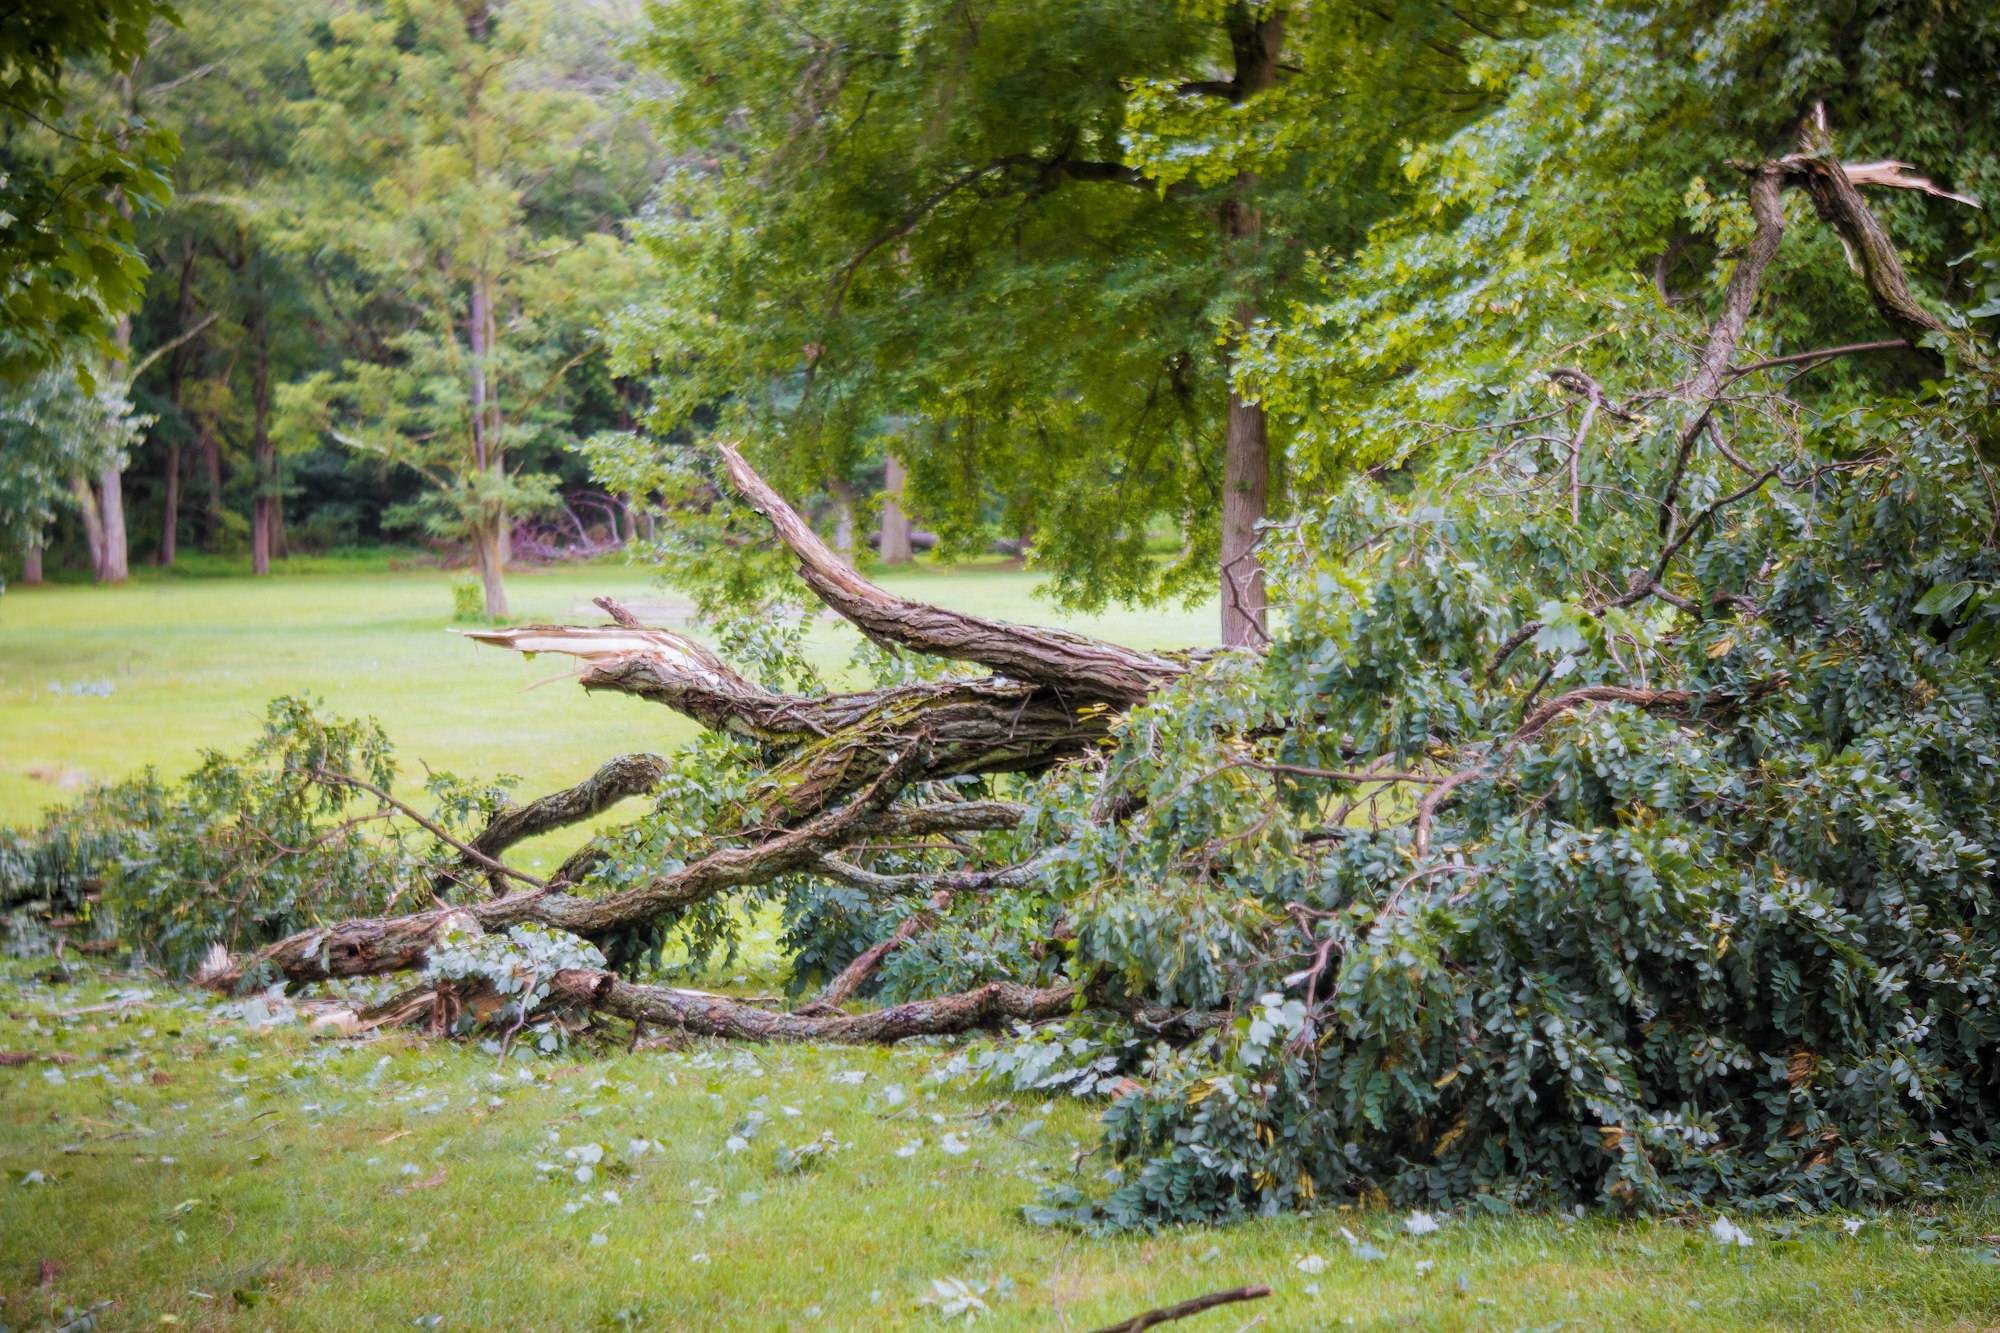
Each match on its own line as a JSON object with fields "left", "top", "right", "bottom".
{"left": 0, "top": 556, "right": 1215, "bottom": 842}
{"left": 4, "top": 968, "right": 2000, "bottom": 1332}
{"left": 4, "top": 561, "right": 2000, "bottom": 1331}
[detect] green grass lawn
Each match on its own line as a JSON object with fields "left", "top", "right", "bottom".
{"left": 5, "top": 563, "right": 2000, "bottom": 1330}
{"left": 0, "top": 556, "right": 1214, "bottom": 848}
{"left": 3, "top": 966, "right": 1999, "bottom": 1332}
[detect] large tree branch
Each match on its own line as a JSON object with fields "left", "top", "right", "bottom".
{"left": 1777, "top": 149, "right": 1978, "bottom": 363}
{"left": 714, "top": 441, "right": 1186, "bottom": 703}
{"left": 1658, "top": 163, "right": 1787, "bottom": 530}
{"left": 551, "top": 972, "right": 1076, "bottom": 1042}
{"left": 442, "top": 754, "right": 670, "bottom": 897}
{"left": 203, "top": 746, "right": 936, "bottom": 989}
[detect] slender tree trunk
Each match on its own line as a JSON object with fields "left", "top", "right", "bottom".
{"left": 467, "top": 273, "right": 511, "bottom": 598}
{"left": 879, "top": 454, "right": 914, "bottom": 565}
{"left": 71, "top": 476, "right": 107, "bottom": 578}
{"left": 250, "top": 313, "right": 274, "bottom": 576}
{"left": 199, "top": 420, "right": 224, "bottom": 549}
{"left": 489, "top": 291, "right": 510, "bottom": 568}
{"left": 1213, "top": 5, "right": 1284, "bottom": 648}
{"left": 95, "top": 312, "right": 133, "bottom": 583}
{"left": 476, "top": 515, "right": 508, "bottom": 618}
{"left": 829, "top": 476, "right": 858, "bottom": 564}
{"left": 158, "top": 440, "right": 181, "bottom": 566}
{"left": 93, "top": 83, "right": 136, "bottom": 585}
{"left": 21, "top": 540, "right": 43, "bottom": 585}
{"left": 158, "top": 239, "right": 199, "bottom": 569}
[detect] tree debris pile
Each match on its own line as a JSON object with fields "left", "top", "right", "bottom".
{"left": 10, "top": 148, "right": 2000, "bottom": 1228}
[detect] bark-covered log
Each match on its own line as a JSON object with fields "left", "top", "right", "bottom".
{"left": 551, "top": 969, "right": 1076, "bottom": 1042}
{"left": 442, "top": 753, "right": 669, "bottom": 896}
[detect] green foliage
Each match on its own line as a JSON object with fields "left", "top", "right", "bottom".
{"left": 99, "top": 697, "right": 420, "bottom": 976}
{"left": 449, "top": 577, "right": 485, "bottom": 623}
{"left": 427, "top": 922, "right": 607, "bottom": 1029}
{"left": 1012, "top": 345, "right": 2000, "bottom": 1225}
{"left": 3, "top": 696, "right": 511, "bottom": 978}
{"left": 612, "top": 0, "right": 1504, "bottom": 610}
{"left": 0, "top": 0, "right": 180, "bottom": 383}
{"left": 930, "top": 1, "right": 2000, "bottom": 1227}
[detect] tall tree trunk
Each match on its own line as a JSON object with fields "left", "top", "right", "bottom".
{"left": 96, "top": 467, "right": 129, "bottom": 582}
{"left": 96, "top": 312, "right": 133, "bottom": 583}
{"left": 71, "top": 476, "right": 107, "bottom": 578}
{"left": 1220, "top": 350, "right": 1268, "bottom": 646}
{"left": 21, "top": 540, "right": 43, "bottom": 585}
{"left": 829, "top": 476, "right": 858, "bottom": 564}
{"left": 250, "top": 311, "right": 275, "bottom": 576}
{"left": 879, "top": 455, "right": 914, "bottom": 566}
{"left": 158, "top": 440, "right": 181, "bottom": 566}
{"left": 476, "top": 514, "right": 508, "bottom": 618}
{"left": 489, "top": 293, "right": 511, "bottom": 568}
{"left": 1214, "top": 4, "right": 1284, "bottom": 648}
{"left": 199, "top": 420, "right": 224, "bottom": 550}
{"left": 468, "top": 272, "right": 511, "bottom": 594}
{"left": 159, "top": 238, "right": 199, "bottom": 569}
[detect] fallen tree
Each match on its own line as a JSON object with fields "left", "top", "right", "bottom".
{"left": 12, "top": 127, "right": 2000, "bottom": 1227}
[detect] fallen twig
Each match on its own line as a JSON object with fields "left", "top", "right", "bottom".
{"left": 1086, "top": 1284, "right": 1272, "bottom": 1333}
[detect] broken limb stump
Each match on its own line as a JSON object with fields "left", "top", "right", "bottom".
{"left": 716, "top": 439, "right": 1190, "bottom": 704}
{"left": 441, "top": 753, "right": 669, "bottom": 896}
{"left": 812, "top": 889, "right": 951, "bottom": 1009}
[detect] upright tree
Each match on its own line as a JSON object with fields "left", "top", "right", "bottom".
{"left": 619, "top": 0, "right": 1503, "bottom": 643}
{"left": 287, "top": 0, "right": 647, "bottom": 614}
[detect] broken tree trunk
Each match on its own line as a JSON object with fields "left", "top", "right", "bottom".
{"left": 198, "top": 446, "right": 1197, "bottom": 1043}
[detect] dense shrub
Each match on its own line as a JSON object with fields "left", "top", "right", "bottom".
{"left": 995, "top": 352, "right": 2000, "bottom": 1224}
{"left": 2, "top": 698, "right": 508, "bottom": 976}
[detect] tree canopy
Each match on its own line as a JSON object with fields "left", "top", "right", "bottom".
{"left": 613, "top": 0, "right": 1510, "bottom": 642}
{"left": 0, "top": 0, "right": 179, "bottom": 384}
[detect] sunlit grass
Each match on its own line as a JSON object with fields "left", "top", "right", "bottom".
{"left": 0, "top": 556, "right": 1215, "bottom": 838}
